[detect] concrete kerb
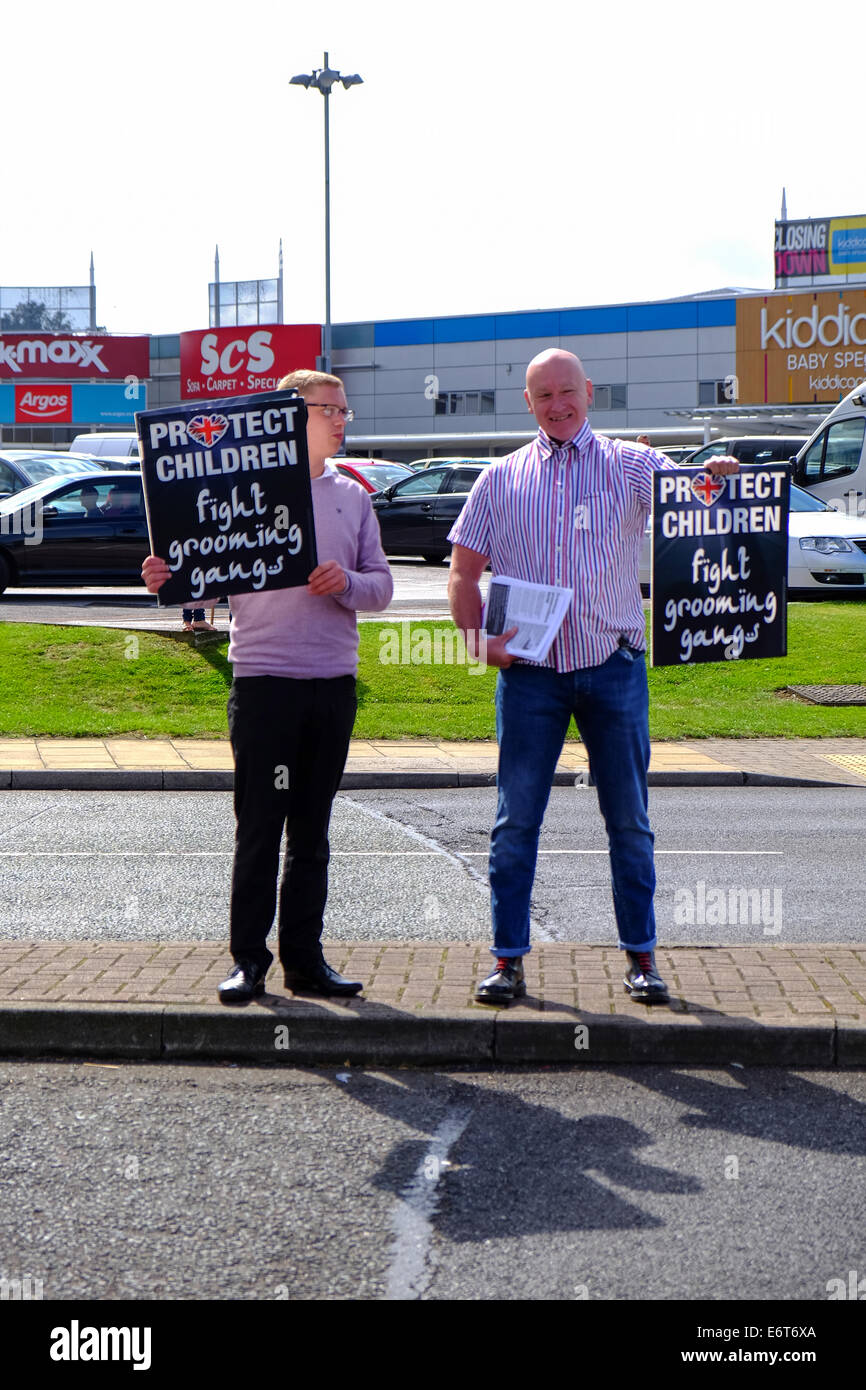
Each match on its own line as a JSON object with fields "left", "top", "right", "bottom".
{"left": 0, "top": 1003, "right": 163, "bottom": 1059}
{"left": 0, "top": 1001, "right": 857, "bottom": 1067}
{"left": 161, "top": 1003, "right": 496, "bottom": 1066}
{"left": 0, "top": 769, "right": 854, "bottom": 791}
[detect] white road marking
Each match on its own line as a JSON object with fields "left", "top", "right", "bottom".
{"left": 385, "top": 1103, "right": 473, "bottom": 1301}
{"left": 0, "top": 849, "right": 782, "bottom": 857}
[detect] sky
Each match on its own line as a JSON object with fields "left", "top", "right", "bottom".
{"left": 3, "top": 0, "right": 863, "bottom": 335}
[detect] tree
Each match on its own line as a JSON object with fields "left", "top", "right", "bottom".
{"left": 0, "top": 300, "right": 73, "bottom": 332}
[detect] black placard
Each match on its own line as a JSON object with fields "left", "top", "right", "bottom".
{"left": 650, "top": 465, "right": 790, "bottom": 667}
{"left": 135, "top": 390, "right": 317, "bottom": 607}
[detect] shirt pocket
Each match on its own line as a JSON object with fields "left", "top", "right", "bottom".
{"left": 574, "top": 491, "right": 612, "bottom": 535}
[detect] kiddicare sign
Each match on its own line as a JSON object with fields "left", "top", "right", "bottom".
{"left": 774, "top": 214, "right": 866, "bottom": 285}
{"left": 180, "top": 325, "right": 321, "bottom": 399}
{"left": 0, "top": 334, "right": 149, "bottom": 380}
{"left": 736, "top": 290, "right": 866, "bottom": 404}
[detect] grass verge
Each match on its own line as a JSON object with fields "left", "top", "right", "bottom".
{"left": 0, "top": 603, "right": 862, "bottom": 739}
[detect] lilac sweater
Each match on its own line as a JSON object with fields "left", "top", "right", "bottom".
{"left": 225, "top": 463, "right": 393, "bottom": 679}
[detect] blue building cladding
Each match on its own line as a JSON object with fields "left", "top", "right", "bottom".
{"left": 697, "top": 299, "right": 737, "bottom": 327}
{"left": 559, "top": 306, "right": 629, "bottom": 335}
{"left": 626, "top": 301, "right": 698, "bottom": 331}
{"left": 332, "top": 297, "right": 737, "bottom": 348}
{"left": 372, "top": 319, "right": 435, "bottom": 347}
{"left": 433, "top": 315, "right": 497, "bottom": 343}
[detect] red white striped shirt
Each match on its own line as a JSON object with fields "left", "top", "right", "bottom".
{"left": 448, "top": 419, "right": 678, "bottom": 672}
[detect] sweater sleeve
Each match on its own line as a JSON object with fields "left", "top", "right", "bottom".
{"left": 333, "top": 492, "right": 394, "bottom": 613}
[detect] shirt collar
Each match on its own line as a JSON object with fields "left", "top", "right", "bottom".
{"left": 537, "top": 418, "right": 593, "bottom": 460}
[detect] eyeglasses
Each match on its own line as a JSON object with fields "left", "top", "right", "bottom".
{"left": 308, "top": 404, "right": 354, "bottom": 422}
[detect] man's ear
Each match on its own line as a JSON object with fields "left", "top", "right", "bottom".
{"left": 585, "top": 380, "right": 593, "bottom": 407}
{"left": 524, "top": 387, "right": 533, "bottom": 415}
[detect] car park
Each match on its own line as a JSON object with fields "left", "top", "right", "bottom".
{"left": 639, "top": 482, "right": 866, "bottom": 595}
{"left": 0, "top": 451, "right": 106, "bottom": 499}
{"left": 371, "top": 461, "right": 487, "bottom": 560}
{"left": 0, "top": 471, "right": 148, "bottom": 593}
{"left": 334, "top": 459, "right": 412, "bottom": 493}
{"left": 684, "top": 436, "right": 808, "bottom": 469}
{"left": 69, "top": 432, "right": 141, "bottom": 467}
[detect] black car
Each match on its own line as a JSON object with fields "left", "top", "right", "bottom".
{"left": 370, "top": 462, "right": 487, "bottom": 561}
{"left": 0, "top": 471, "right": 148, "bottom": 593}
{"left": 0, "top": 450, "right": 106, "bottom": 499}
{"left": 684, "top": 436, "right": 808, "bottom": 468}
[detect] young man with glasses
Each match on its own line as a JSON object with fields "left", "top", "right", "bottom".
{"left": 143, "top": 369, "right": 392, "bottom": 1002}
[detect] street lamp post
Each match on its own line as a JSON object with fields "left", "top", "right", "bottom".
{"left": 290, "top": 53, "right": 363, "bottom": 374}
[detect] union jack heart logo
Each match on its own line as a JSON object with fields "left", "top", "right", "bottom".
{"left": 690, "top": 471, "right": 727, "bottom": 507}
{"left": 188, "top": 414, "right": 229, "bottom": 448}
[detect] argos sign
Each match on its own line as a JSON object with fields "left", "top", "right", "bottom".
{"left": 15, "top": 384, "right": 72, "bottom": 422}
{"left": 180, "top": 325, "right": 321, "bottom": 399}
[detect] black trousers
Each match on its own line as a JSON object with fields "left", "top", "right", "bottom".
{"left": 227, "top": 674, "right": 357, "bottom": 971}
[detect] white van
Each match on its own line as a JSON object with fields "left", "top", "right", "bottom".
{"left": 792, "top": 384, "right": 866, "bottom": 518}
{"left": 69, "top": 432, "right": 140, "bottom": 467}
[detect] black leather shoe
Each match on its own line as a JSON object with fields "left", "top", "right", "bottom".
{"left": 283, "top": 958, "right": 363, "bottom": 997}
{"left": 475, "top": 957, "right": 526, "bottom": 1004}
{"left": 218, "top": 960, "right": 268, "bottom": 1004}
{"left": 624, "top": 950, "right": 669, "bottom": 1004}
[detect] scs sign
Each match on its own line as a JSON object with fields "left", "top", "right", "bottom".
{"left": 180, "top": 325, "right": 322, "bottom": 399}
{"left": 15, "top": 384, "right": 72, "bottom": 422}
{"left": 0, "top": 334, "right": 149, "bottom": 380}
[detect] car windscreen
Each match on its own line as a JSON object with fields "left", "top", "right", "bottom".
{"left": 16, "top": 456, "right": 103, "bottom": 483}
{"left": 356, "top": 465, "right": 410, "bottom": 488}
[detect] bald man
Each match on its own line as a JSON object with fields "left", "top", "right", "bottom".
{"left": 448, "top": 350, "right": 738, "bottom": 1005}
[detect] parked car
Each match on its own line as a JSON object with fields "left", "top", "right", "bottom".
{"left": 69, "top": 432, "right": 141, "bottom": 467}
{"left": 0, "top": 451, "right": 106, "bottom": 498}
{"left": 792, "top": 381, "right": 866, "bottom": 517}
{"left": 640, "top": 483, "right": 866, "bottom": 595}
{"left": 371, "top": 461, "right": 487, "bottom": 561}
{"left": 407, "top": 456, "right": 499, "bottom": 471}
{"left": 656, "top": 445, "right": 702, "bottom": 464}
{"left": 684, "top": 436, "right": 808, "bottom": 469}
{"left": 0, "top": 471, "right": 148, "bottom": 593}
{"left": 334, "top": 459, "right": 412, "bottom": 494}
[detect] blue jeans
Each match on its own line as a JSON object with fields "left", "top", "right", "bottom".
{"left": 489, "top": 648, "right": 656, "bottom": 957}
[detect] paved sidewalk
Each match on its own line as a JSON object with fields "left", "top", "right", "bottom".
{"left": 1, "top": 736, "right": 865, "bottom": 788}
{"left": 0, "top": 941, "right": 863, "bottom": 1067}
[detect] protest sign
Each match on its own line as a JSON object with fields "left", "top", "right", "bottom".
{"left": 650, "top": 465, "right": 790, "bottom": 666}
{"left": 136, "top": 390, "right": 317, "bottom": 607}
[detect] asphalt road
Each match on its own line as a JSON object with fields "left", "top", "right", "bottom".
{"left": 0, "top": 786, "right": 863, "bottom": 946}
{"left": 0, "top": 1061, "right": 863, "bottom": 1309}
{"left": 0, "top": 562, "right": 470, "bottom": 626}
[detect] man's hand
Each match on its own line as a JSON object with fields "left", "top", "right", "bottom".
{"left": 142, "top": 555, "right": 170, "bottom": 592}
{"left": 307, "top": 560, "right": 348, "bottom": 597}
{"left": 705, "top": 455, "right": 739, "bottom": 475}
{"left": 479, "top": 626, "right": 519, "bottom": 669}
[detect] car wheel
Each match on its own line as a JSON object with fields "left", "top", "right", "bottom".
{"left": 421, "top": 553, "right": 445, "bottom": 563}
